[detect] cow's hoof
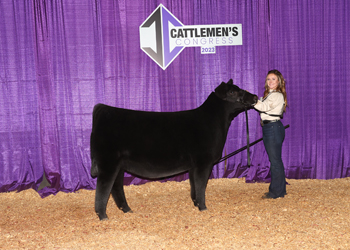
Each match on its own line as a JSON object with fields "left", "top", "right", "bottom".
{"left": 120, "top": 206, "right": 132, "bottom": 213}
{"left": 97, "top": 213, "right": 108, "bottom": 221}
{"left": 198, "top": 206, "right": 207, "bottom": 211}
{"left": 98, "top": 216, "right": 109, "bottom": 221}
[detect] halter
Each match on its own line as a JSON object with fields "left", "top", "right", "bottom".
{"left": 244, "top": 107, "right": 251, "bottom": 167}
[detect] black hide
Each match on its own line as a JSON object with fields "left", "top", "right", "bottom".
{"left": 90, "top": 79, "right": 258, "bottom": 220}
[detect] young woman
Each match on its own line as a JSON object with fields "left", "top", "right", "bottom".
{"left": 254, "top": 69, "right": 288, "bottom": 199}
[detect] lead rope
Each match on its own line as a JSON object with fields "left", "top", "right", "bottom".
{"left": 245, "top": 108, "right": 251, "bottom": 167}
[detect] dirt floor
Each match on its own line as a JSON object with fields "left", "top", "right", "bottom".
{"left": 1, "top": 178, "right": 350, "bottom": 249}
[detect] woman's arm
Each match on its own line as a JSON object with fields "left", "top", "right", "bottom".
{"left": 254, "top": 92, "right": 284, "bottom": 112}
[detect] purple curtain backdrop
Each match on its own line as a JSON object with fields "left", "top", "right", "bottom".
{"left": 0, "top": 0, "right": 349, "bottom": 197}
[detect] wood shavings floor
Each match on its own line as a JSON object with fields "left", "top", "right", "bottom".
{"left": 1, "top": 178, "right": 350, "bottom": 249}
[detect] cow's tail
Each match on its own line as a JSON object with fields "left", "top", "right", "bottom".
{"left": 90, "top": 132, "right": 98, "bottom": 178}
{"left": 90, "top": 107, "right": 99, "bottom": 179}
{"left": 91, "top": 158, "right": 98, "bottom": 178}
{"left": 90, "top": 103, "right": 105, "bottom": 178}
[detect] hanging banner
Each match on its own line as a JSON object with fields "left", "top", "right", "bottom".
{"left": 140, "top": 4, "right": 242, "bottom": 70}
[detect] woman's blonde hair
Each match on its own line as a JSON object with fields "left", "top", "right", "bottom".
{"left": 263, "top": 69, "right": 288, "bottom": 113}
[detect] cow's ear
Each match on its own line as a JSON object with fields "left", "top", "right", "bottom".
{"left": 227, "top": 79, "right": 233, "bottom": 85}
{"left": 214, "top": 82, "right": 228, "bottom": 99}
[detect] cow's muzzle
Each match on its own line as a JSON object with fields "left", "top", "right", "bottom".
{"left": 240, "top": 91, "right": 258, "bottom": 106}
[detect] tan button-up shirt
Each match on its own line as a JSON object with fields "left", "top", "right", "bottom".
{"left": 254, "top": 91, "right": 285, "bottom": 121}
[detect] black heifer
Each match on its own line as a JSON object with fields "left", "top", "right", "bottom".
{"left": 90, "top": 79, "right": 258, "bottom": 220}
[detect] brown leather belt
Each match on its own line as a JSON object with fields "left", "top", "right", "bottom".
{"left": 261, "top": 119, "right": 279, "bottom": 126}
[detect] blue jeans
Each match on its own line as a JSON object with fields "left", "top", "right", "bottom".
{"left": 262, "top": 120, "right": 286, "bottom": 198}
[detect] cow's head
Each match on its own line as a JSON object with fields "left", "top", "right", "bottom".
{"left": 214, "top": 79, "right": 258, "bottom": 107}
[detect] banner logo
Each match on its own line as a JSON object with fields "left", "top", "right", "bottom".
{"left": 140, "top": 4, "right": 242, "bottom": 70}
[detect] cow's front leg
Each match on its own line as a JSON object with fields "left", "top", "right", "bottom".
{"left": 95, "top": 170, "right": 118, "bottom": 221}
{"left": 111, "top": 169, "right": 132, "bottom": 213}
{"left": 193, "top": 165, "right": 213, "bottom": 211}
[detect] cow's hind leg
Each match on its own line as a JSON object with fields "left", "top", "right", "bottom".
{"left": 95, "top": 167, "right": 119, "bottom": 221}
{"left": 111, "top": 170, "right": 132, "bottom": 213}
